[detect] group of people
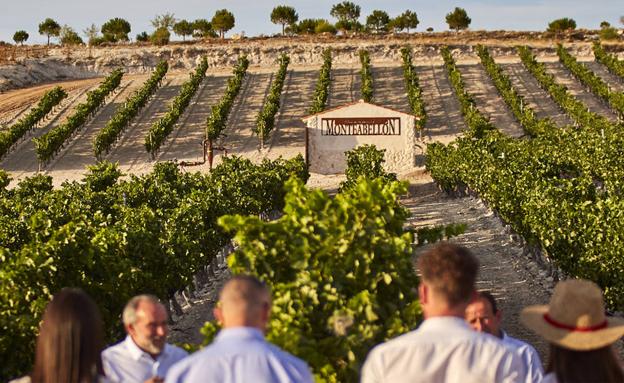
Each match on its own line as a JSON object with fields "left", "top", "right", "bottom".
{"left": 11, "top": 242, "right": 624, "bottom": 382}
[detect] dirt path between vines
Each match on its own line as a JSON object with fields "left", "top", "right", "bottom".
{"left": 168, "top": 170, "right": 557, "bottom": 362}
{"left": 544, "top": 62, "right": 619, "bottom": 122}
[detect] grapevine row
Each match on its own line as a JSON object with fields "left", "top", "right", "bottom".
{"left": 476, "top": 45, "right": 554, "bottom": 137}
{"left": 400, "top": 46, "right": 427, "bottom": 132}
{"left": 145, "top": 57, "right": 208, "bottom": 156}
{"left": 440, "top": 46, "right": 495, "bottom": 137}
{"left": 93, "top": 61, "right": 168, "bottom": 158}
{"left": 0, "top": 155, "right": 309, "bottom": 380}
{"left": 0, "top": 86, "right": 67, "bottom": 158}
{"left": 428, "top": 46, "right": 624, "bottom": 316}
{"left": 517, "top": 46, "right": 612, "bottom": 131}
{"left": 593, "top": 42, "right": 624, "bottom": 79}
{"left": 359, "top": 50, "right": 373, "bottom": 102}
{"left": 254, "top": 54, "right": 290, "bottom": 147}
{"left": 557, "top": 44, "right": 624, "bottom": 117}
{"left": 34, "top": 70, "right": 123, "bottom": 164}
{"left": 307, "top": 48, "right": 332, "bottom": 114}
{"left": 205, "top": 56, "right": 249, "bottom": 142}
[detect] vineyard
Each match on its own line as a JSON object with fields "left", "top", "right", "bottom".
{"left": 2, "top": 41, "right": 624, "bottom": 381}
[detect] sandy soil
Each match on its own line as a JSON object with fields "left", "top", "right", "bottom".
{"left": 584, "top": 61, "right": 624, "bottom": 93}
{"left": 498, "top": 62, "right": 575, "bottom": 128}
{"left": 543, "top": 62, "right": 620, "bottom": 122}
{"left": 458, "top": 62, "right": 525, "bottom": 137}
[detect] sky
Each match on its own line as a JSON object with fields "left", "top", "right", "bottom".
{"left": 0, "top": 0, "right": 622, "bottom": 44}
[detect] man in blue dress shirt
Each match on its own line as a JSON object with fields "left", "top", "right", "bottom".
{"left": 166, "top": 275, "right": 314, "bottom": 383}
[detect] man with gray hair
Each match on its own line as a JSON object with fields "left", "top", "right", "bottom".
{"left": 103, "top": 295, "right": 187, "bottom": 383}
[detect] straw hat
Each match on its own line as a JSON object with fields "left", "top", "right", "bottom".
{"left": 521, "top": 279, "right": 624, "bottom": 351}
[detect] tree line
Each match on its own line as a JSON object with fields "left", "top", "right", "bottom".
{"left": 10, "top": 3, "right": 624, "bottom": 46}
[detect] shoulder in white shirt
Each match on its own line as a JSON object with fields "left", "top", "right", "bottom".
{"left": 361, "top": 316, "right": 527, "bottom": 383}
{"left": 501, "top": 331, "right": 544, "bottom": 383}
{"left": 165, "top": 327, "right": 313, "bottom": 383}
{"left": 102, "top": 336, "right": 188, "bottom": 383}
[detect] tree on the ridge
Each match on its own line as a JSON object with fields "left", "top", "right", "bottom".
{"left": 60, "top": 25, "right": 83, "bottom": 46}
{"left": 83, "top": 23, "right": 100, "bottom": 46}
{"left": 101, "top": 18, "right": 131, "bottom": 42}
{"left": 600, "top": 21, "right": 611, "bottom": 29}
{"left": 136, "top": 32, "right": 150, "bottom": 42}
{"left": 445, "top": 7, "right": 471, "bottom": 31}
{"left": 397, "top": 10, "right": 419, "bottom": 33}
{"left": 151, "top": 13, "right": 177, "bottom": 31}
{"left": 212, "top": 9, "right": 235, "bottom": 38}
{"left": 38, "top": 18, "right": 61, "bottom": 46}
{"left": 366, "top": 10, "right": 390, "bottom": 33}
{"left": 151, "top": 27, "right": 170, "bottom": 46}
{"left": 271, "top": 5, "right": 299, "bottom": 35}
{"left": 192, "top": 19, "right": 217, "bottom": 39}
{"left": 330, "top": 1, "right": 361, "bottom": 33}
{"left": 547, "top": 18, "right": 576, "bottom": 32}
{"left": 13, "top": 30, "right": 29, "bottom": 46}
{"left": 173, "top": 20, "right": 194, "bottom": 41}
{"left": 620, "top": 16, "right": 624, "bottom": 26}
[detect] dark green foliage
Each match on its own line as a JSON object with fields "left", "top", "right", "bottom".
{"left": 38, "top": 18, "right": 60, "bottom": 46}
{"left": 145, "top": 58, "right": 207, "bottom": 155}
{"left": 365, "top": 10, "right": 390, "bottom": 33}
{"left": 101, "top": 18, "right": 131, "bottom": 42}
{"left": 359, "top": 50, "right": 373, "bottom": 102}
{"left": 0, "top": 155, "right": 308, "bottom": 381}
{"left": 136, "top": 31, "right": 150, "bottom": 42}
{"left": 308, "top": 49, "right": 332, "bottom": 114}
{"left": 94, "top": 61, "right": 168, "bottom": 157}
{"left": 0, "top": 86, "right": 67, "bottom": 158}
{"left": 445, "top": 7, "right": 471, "bottom": 31}
{"left": 270, "top": 5, "right": 299, "bottom": 35}
{"left": 339, "top": 144, "right": 397, "bottom": 191}
{"left": 12, "top": 30, "right": 28, "bottom": 45}
{"left": 151, "top": 27, "right": 170, "bottom": 45}
{"left": 400, "top": 46, "right": 427, "bottom": 131}
{"left": 206, "top": 56, "right": 249, "bottom": 141}
{"left": 547, "top": 18, "right": 576, "bottom": 32}
{"left": 34, "top": 70, "right": 123, "bottom": 164}
{"left": 212, "top": 9, "right": 235, "bottom": 38}
{"left": 173, "top": 20, "right": 194, "bottom": 41}
{"left": 254, "top": 55, "right": 289, "bottom": 146}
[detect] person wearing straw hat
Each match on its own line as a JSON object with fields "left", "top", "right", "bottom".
{"left": 521, "top": 279, "right": 624, "bottom": 383}
{"left": 361, "top": 243, "right": 526, "bottom": 383}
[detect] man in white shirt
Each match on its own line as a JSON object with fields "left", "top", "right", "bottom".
{"left": 166, "top": 275, "right": 313, "bottom": 383}
{"left": 361, "top": 243, "right": 527, "bottom": 383}
{"left": 465, "top": 290, "right": 544, "bottom": 383}
{"left": 103, "top": 295, "right": 188, "bottom": 383}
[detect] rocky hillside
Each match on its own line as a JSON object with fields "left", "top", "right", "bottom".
{"left": 1, "top": 33, "right": 622, "bottom": 92}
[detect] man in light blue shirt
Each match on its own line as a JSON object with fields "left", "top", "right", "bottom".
{"left": 103, "top": 295, "right": 188, "bottom": 383}
{"left": 166, "top": 275, "right": 314, "bottom": 383}
{"left": 465, "top": 290, "right": 544, "bottom": 383}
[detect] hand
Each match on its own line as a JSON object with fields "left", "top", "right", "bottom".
{"left": 143, "top": 377, "right": 164, "bottom": 383}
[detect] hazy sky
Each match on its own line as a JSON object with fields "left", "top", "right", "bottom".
{"left": 1, "top": 0, "right": 622, "bottom": 44}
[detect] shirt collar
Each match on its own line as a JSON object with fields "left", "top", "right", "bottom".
{"left": 215, "top": 327, "right": 265, "bottom": 342}
{"left": 124, "top": 335, "right": 169, "bottom": 361}
{"left": 419, "top": 316, "right": 472, "bottom": 331}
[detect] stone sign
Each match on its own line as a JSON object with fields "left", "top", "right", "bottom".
{"left": 302, "top": 100, "right": 417, "bottom": 174}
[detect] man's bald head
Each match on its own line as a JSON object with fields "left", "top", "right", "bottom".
{"left": 214, "top": 275, "right": 271, "bottom": 331}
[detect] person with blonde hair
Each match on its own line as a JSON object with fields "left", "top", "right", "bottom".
{"left": 521, "top": 279, "right": 624, "bottom": 383}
